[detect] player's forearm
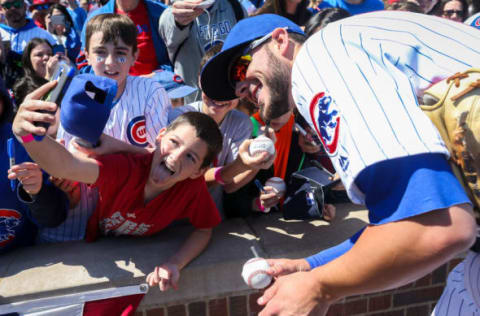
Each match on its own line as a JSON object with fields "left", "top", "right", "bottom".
{"left": 310, "top": 204, "right": 476, "bottom": 302}
{"left": 166, "top": 228, "right": 212, "bottom": 271}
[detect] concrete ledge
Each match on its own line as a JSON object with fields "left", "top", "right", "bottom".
{"left": 0, "top": 203, "right": 368, "bottom": 309}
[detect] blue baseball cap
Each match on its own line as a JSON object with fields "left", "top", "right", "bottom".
{"left": 200, "top": 14, "right": 305, "bottom": 101}
{"left": 60, "top": 74, "right": 117, "bottom": 145}
{"left": 153, "top": 70, "right": 197, "bottom": 99}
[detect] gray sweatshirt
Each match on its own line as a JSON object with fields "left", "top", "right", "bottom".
{"left": 159, "top": 0, "right": 245, "bottom": 103}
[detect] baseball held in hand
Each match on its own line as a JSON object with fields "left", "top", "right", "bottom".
{"left": 249, "top": 135, "right": 275, "bottom": 158}
{"left": 265, "top": 177, "right": 286, "bottom": 198}
{"left": 242, "top": 257, "right": 272, "bottom": 289}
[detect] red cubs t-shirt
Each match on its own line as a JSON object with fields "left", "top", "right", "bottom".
{"left": 85, "top": 153, "right": 221, "bottom": 242}
{"left": 117, "top": 0, "right": 158, "bottom": 76}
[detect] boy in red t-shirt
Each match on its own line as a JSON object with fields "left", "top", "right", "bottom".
{"left": 12, "top": 82, "right": 224, "bottom": 291}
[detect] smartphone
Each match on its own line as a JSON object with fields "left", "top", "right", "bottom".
{"left": 50, "top": 14, "right": 66, "bottom": 26}
{"left": 34, "top": 62, "right": 76, "bottom": 141}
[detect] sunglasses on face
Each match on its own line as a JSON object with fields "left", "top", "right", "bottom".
{"left": 31, "top": 3, "right": 51, "bottom": 10}
{"left": 443, "top": 9, "right": 463, "bottom": 16}
{"left": 1, "top": 0, "right": 23, "bottom": 10}
{"left": 229, "top": 27, "right": 289, "bottom": 88}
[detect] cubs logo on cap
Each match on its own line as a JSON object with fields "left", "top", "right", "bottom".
{"left": 309, "top": 92, "right": 340, "bottom": 155}
{"left": 127, "top": 116, "right": 147, "bottom": 147}
{"left": 153, "top": 70, "right": 197, "bottom": 99}
{"left": 0, "top": 209, "right": 21, "bottom": 247}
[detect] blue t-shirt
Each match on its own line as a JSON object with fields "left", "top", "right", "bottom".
{"left": 0, "top": 123, "right": 37, "bottom": 253}
{"left": 316, "top": 0, "right": 383, "bottom": 15}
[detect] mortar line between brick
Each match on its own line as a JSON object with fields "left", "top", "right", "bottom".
{"left": 244, "top": 219, "right": 269, "bottom": 257}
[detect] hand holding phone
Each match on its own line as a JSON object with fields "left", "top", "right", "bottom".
{"left": 34, "top": 62, "right": 76, "bottom": 141}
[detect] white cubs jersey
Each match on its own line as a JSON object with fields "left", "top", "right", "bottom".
{"left": 292, "top": 11, "right": 480, "bottom": 204}
{"left": 40, "top": 76, "right": 171, "bottom": 242}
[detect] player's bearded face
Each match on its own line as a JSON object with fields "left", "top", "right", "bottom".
{"left": 260, "top": 46, "right": 292, "bottom": 122}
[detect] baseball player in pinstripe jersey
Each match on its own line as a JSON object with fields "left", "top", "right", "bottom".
{"left": 39, "top": 14, "right": 172, "bottom": 243}
{"left": 200, "top": 12, "right": 479, "bottom": 316}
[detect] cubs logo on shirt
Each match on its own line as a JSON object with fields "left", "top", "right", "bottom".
{"left": 0, "top": 209, "right": 21, "bottom": 247}
{"left": 309, "top": 92, "right": 340, "bottom": 155}
{"left": 127, "top": 116, "right": 147, "bottom": 147}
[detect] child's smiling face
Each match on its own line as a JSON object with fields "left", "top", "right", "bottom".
{"left": 149, "top": 123, "right": 208, "bottom": 190}
{"left": 86, "top": 31, "right": 137, "bottom": 98}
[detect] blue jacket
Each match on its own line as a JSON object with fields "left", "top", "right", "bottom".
{"left": 0, "top": 124, "right": 36, "bottom": 253}
{"left": 0, "top": 124, "right": 69, "bottom": 253}
{"left": 80, "top": 0, "right": 170, "bottom": 68}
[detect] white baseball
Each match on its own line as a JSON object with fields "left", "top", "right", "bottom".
{"left": 265, "top": 177, "right": 286, "bottom": 198}
{"left": 241, "top": 257, "right": 272, "bottom": 289}
{"left": 249, "top": 135, "right": 275, "bottom": 157}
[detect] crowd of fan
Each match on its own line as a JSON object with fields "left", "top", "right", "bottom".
{"left": 0, "top": 0, "right": 479, "bottom": 294}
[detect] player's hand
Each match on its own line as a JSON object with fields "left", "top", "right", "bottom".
{"left": 171, "top": 0, "right": 205, "bottom": 26}
{"left": 49, "top": 176, "right": 81, "bottom": 208}
{"left": 266, "top": 258, "right": 311, "bottom": 278}
{"left": 298, "top": 132, "right": 321, "bottom": 154}
{"left": 238, "top": 139, "right": 276, "bottom": 170}
{"left": 12, "top": 81, "right": 58, "bottom": 138}
{"left": 146, "top": 263, "right": 180, "bottom": 292}
{"left": 8, "top": 162, "right": 43, "bottom": 195}
{"left": 258, "top": 271, "right": 331, "bottom": 316}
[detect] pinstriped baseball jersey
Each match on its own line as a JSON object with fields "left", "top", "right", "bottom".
{"left": 432, "top": 251, "right": 480, "bottom": 315}
{"left": 39, "top": 76, "right": 171, "bottom": 243}
{"left": 0, "top": 20, "right": 56, "bottom": 54}
{"left": 292, "top": 11, "right": 480, "bottom": 204}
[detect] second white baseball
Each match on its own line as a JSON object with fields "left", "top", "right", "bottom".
{"left": 241, "top": 257, "right": 272, "bottom": 289}
{"left": 265, "top": 177, "right": 286, "bottom": 198}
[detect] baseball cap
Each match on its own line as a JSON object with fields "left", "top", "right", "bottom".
{"left": 29, "top": 0, "right": 54, "bottom": 10}
{"left": 200, "top": 14, "right": 305, "bottom": 101}
{"left": 60, "top": 74, "right": 117, "bottom": 145}
{"left": 153, "top": 70, "right": 197, "bottom": 99}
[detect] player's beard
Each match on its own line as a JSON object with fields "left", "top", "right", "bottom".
{"left": 261, "top": 46, "right": 292, "bottom": 122}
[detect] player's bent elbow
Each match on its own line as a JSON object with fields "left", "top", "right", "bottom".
{"left": 431, "top": 203, "right": 476, "bottom": 256}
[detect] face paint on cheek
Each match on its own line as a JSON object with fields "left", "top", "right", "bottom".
{"left": 116, "top": 56, "right": 126, "bottom": 64}
{"left": 96, "top": 56, "right": 105, "bottom": 62}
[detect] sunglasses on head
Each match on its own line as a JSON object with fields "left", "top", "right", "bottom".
{"left": 443, "top": 9, "right": 463, "bottom": 16}
{"left": 229, "top": 27, "right": 289, "bottom": 88}
{"left": 31, "top": 3, "right": 51, "bottom": 10}
{"left": 1, "top": 0, "right": 23, "bottom": 9}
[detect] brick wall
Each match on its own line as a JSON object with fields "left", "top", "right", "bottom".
{"left": 135, "top": 258, "right": 463, "bottom": 316}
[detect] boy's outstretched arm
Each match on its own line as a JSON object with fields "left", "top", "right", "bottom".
{"left": 146, "top": 228, "right": 212, "bottom": 291}
{"left": 12, "top": 81, "right": 99, "bottom": 185}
